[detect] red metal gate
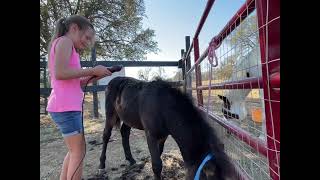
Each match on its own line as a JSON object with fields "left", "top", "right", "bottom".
{"left": 181, "top": 0, "right": 280, "bottom": 179}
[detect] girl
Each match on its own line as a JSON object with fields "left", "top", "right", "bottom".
{"left": 46, "top": 15, "right": 112, "bottom": 180}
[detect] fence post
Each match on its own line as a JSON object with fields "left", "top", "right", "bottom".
{"left": 43, "top": 60, "right": 48, "bottom": 114}
{"left": 181, "top": 49, "right": 186, "bottom": 93}
{"left": 185, "top": 36, "right": 192, "bottom": 96}
{"left": 91, "top": 46, "right": 99, "bottom": 118}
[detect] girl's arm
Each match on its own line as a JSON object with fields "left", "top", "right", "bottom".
{"left": 80, "top": 75, "right": 109, "bottom": 88}
{"left": 54, "top": 38, "right": 94, "bottom": 79}
{"left": 54, "top": 37, "right": 111, "bottom": 80}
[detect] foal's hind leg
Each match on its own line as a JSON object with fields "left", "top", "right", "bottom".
{"left": 120, "top": 123, "right": 136, "bottom": 165}
{"left": 98, "top": 125, "right": 113, "bottom": 173}
{"left": 159, "top": 136, "right": 168, "bottom": 156}
{"left": 146, "top": 134, "right": 163, "bottom": 180}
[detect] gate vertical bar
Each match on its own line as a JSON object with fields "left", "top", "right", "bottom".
{"left": 193, "top": 37, "right": 203, "bottom": 106}
{"left": 256, "top": 0, "right": 280, "bottom": 179}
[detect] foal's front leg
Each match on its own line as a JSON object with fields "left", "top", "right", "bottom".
{"left": 146, "top": 133, "right": 163, "bottom": 180}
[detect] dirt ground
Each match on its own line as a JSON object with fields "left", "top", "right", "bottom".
{"left": 40, "top": 95, "right": 186, "bottom": 180}
{"left": 40, "top": 93, "right": 267, "bottom": 180}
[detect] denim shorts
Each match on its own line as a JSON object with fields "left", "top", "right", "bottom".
{"left": 49, "top": 111, "right": 83, "bottom": 137}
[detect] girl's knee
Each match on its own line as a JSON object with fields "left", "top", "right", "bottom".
{"left": 64, "top": 153, "right": 70, "bottom": 160}
{"left": 69, "top": 153, "right": 85, "bottom": 161}
{"left": 68, "top": 148, "right": 85, "bottom": 157}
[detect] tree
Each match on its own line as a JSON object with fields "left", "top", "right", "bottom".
{"left": 214, "top": 13, "right": 259, "bottom": 80}
{"left": 137, "top": 67, "right": 152, "bottom": 81}
{"left": 227, "top": 13, "right": 259, "bottom": 54}
{"left": 137, "top": 67, "right": 168, "bottom": 81}
{"left": 170, "top": 70, "right": 182, "bottom": 81}
{"left": 151, "top": 67, "right": 167, "bottom": 80}
{"left": 40, "top": 0, "right": 159, "bottom": 61}
{"left": 214, "top": 54, "right": 237, "bottom": 80}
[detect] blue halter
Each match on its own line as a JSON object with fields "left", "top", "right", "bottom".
{"left": 194, "top": 153, "right": 214, "bottom": 180}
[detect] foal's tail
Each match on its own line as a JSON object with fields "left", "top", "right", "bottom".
{"left": 105, "top": 77, "right": 127, "bottom": 128}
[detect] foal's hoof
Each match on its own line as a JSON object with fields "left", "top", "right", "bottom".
{"left": 97, "top": 168, "right": 106, "bottom": 176}
{"left": 154, "top": 176, "right": 163, "bottom": 180}
{"left": 129, "top": 160, "right": 136, "bottom": 166}
{"left": 126, "top": 158, "right": 136, "bottom": 166}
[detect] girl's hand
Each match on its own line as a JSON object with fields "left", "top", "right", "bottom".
{"left": 92, "top": 65, "right": 112, "bottom": 77}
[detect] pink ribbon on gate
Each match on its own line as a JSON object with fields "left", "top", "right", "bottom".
{"left": 208, "top": 37, "right": 219, "bottom": 67}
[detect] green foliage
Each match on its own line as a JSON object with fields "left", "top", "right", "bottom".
{"left": 40, "top": 0, "right": 159, "bottom": 60}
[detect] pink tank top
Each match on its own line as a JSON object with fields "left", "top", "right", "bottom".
{"left": 46, "top": 37, "right": 84, "bottom": 112}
